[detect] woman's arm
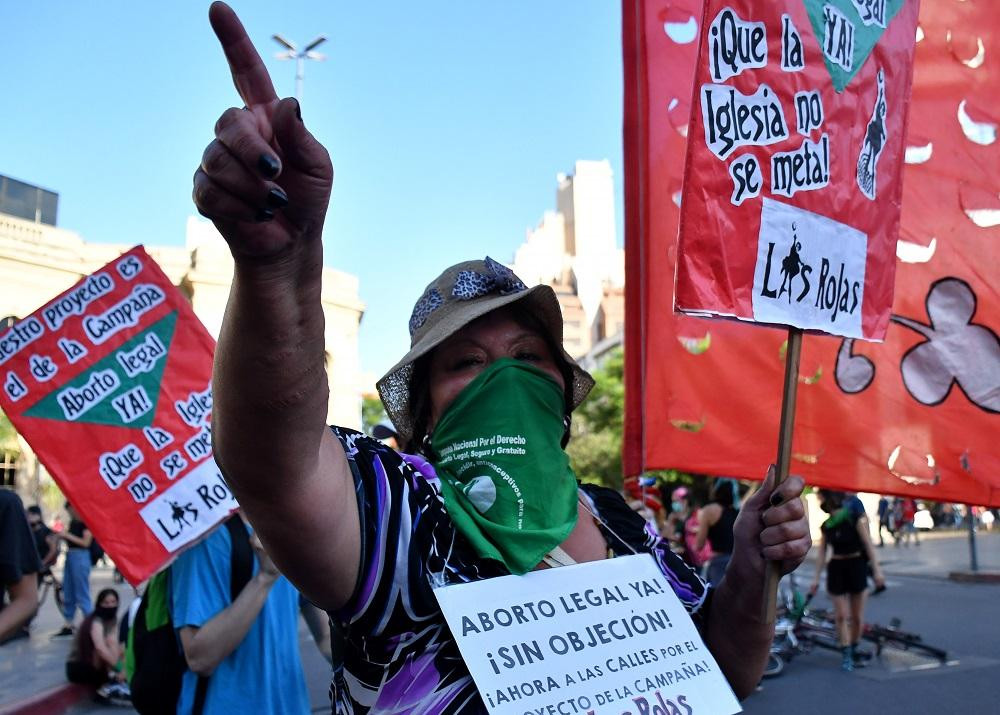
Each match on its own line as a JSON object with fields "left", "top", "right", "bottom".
{"left": 810, "top": 533, "right": 827, "bottom": 595}
{"left": 41, "top": 533, "right": 59, "bottom": 567}
{"left": 90, "top": 620, "right": 120, "bottom": 667}
{"left": 856, "top": 515, "right": 885, "bottom": 587}
{"left": 703, "top": 469, "right": 810, "bottom": 699}
{"left": 59, "top": 528, "right": 92, "bottom": 549}
{"left": 695, "top": 504, "right": 719, "bottom": 551}
{"left": 196, "top": 3, "right": 359, "bottom": 611}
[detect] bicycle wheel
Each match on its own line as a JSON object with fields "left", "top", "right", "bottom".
{"left": 865, "top": 627, "right": 947, "bottom": 662}
{"left": 762, "top": 652, "right": 784, "bottom": 678}
{"left": 53, "top": 580, "right": 65, "bottom": 612}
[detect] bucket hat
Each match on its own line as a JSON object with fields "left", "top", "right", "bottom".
{"left": 376, "top": 256, "right": 595, "bottom": 444}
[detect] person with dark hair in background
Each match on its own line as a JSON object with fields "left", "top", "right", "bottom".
{"left": 810, "top": 490, "right": 885, "bottom": 672}
{"left": 0, "top": 490, "right": 40, "bottom": 643}
{"left": 27, "top": 505, "right": 60, "bottom": 574}
{"left": 371, "top": 419, "right": 400, "bottom": 450}
{"left": 54, "top": 501, "right": 94, "bottom": 636}
{"left": 696, "top": 479, "right": 740, "bottom": 585}
{"left": 66, "top": 588, "right": 124, "bottom": 684}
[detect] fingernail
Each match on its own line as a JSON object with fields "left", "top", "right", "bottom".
{"left": 292, "top": 98, "right": 302, "bottom": 121}
{"left": 255, "top": 208, "right": 275, "bottom": 222}
{"left": 266, "top": 187, "right": 288, "bottom": 208}
{"left": 769, "top": 493, "right": 783, "bottom": 507}
{"left": 258, "top": 154, "right": 280, "bottom": 178}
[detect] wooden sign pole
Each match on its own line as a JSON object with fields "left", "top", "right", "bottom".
{"left": 763, "top": 326, "right": 803, "bottom": 622}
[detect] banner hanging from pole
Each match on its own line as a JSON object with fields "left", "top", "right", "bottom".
{"left": 0, "top": 247, "right": 235, "bottom": 584}
{"left": 623, "top": 0, "right": 1000, "bottom": 507}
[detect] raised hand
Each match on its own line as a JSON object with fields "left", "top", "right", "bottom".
{"left": 194, "top": 2, "right": 333, "bottom": 260}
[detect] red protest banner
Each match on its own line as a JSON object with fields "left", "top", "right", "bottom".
{"left": 623, "top": 0, "right": 1000, "bottom": 507}
{"left": 675, "top": 0, "right": 919, "bottom": 341}
{"left": 0, "top": 247, "right": 236, "bottom": 584}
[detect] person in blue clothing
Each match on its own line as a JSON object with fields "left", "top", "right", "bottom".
{"left": 170, "top": 515, "right": 309, "bottom": 715}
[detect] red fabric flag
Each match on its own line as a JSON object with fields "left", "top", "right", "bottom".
{"left": 624, "top": 0, "right": 1000, "bottom": 506}
{"left": 0, "top": 247, "right": 235, "bottom": 584}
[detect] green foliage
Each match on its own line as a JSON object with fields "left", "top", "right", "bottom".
{"left": 567, "top": 349, "right": 624, "bottom": 489}
{"left": 362, "top": 395, "right": 388, "bottom": 435}
{"left": 0, "top": 409, "right": 19, "bottom": 452}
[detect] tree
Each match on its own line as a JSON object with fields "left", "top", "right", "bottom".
{"left": 567, "top": 349, "right": 624, "bottom": 489}
{"left": 362, "top": 395, "right": 388, "bottom": 435}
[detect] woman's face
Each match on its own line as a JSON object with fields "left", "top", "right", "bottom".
{"left": 98, "top": 594, "right": 118, "bottom": 610}
{"left": 427, "top": 308, "right": 565, "bottom": 431}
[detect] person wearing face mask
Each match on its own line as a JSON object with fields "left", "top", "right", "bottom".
{"left": 194, "top": 4, "right": 811, "bottom": 708}
{"left": 66, "top": 588, "right": 125, "bottom": 688}
{"left": 809, "top": 490, "right": 885, "bottom": 672}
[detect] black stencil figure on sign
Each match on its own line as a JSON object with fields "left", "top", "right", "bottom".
{"left": 779, "top": 224, "right": 811, "bottom": 303}
{"left": 169, "top": 500, "right": 199, "bottom": 531}
{"left": 835, "top": 278, "right": 1000, "bottom": 413}
{"left": 857, "top": 70, "right": 887, "bottom": 200}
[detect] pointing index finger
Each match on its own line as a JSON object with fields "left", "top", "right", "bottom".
{"left": 209, "top": 1, "right": 278, "bottom": 109}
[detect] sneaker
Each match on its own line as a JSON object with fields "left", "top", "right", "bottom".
{"left": 106, "top": 683, "right": 132, "bottom": 707}
{"left": 51, "top": 626, "right": 74, "bottom": 638}
{"left": 841, "top": 647, "right": 855, "bottom": 672}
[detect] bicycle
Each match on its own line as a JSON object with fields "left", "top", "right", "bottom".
{"left": 763, "top": 584, "right": 948, "bottom": 678}
{"left": 37, "top": 567, "right": 65, "bottom": 612}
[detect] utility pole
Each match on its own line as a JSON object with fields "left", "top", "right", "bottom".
{"left": 272, "top": 33, "right": 327, "bottom": 101}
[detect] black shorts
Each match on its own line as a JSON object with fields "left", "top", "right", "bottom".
{"left": 827, "top": 557, "right": 868, "bottom": 595}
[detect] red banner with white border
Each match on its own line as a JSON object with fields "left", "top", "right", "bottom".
{"left": 0, "top": 247, "right": 235, "bottom": 584}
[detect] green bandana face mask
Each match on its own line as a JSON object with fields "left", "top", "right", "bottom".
{"left": 430, "top": 358, "right": 578, "bottom": 574}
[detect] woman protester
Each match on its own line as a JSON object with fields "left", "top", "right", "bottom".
{"left": 195, "top": 3, "right": 810, "bottom": 708}
{"left": 695, "top": 480, "right": 740, "bottom": 585}
{"left": 55, "top": 501, "right": 93, "bottom": 636}
{"left": 65, "top": 588, "right": 125, "bottom": 687}
{"left": 809, "top": 490, "right": 885, "bottom": 672}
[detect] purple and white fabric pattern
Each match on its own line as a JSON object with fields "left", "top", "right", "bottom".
{"left": 329, "top": 427, "right": 710, "bottom": 715}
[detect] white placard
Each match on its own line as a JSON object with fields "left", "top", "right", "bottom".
{"left": 434, "top": 554, "right": 741, "bottom": 715}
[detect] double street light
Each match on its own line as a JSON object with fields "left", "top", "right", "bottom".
{"left": 272, "top": 33, "right": 327, "bottom": 101}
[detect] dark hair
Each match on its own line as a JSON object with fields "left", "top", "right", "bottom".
{"left": 711, "top": 479, "right": 737, "bottom": 507}
{"left": 408, "top": 304, "right": 574, "bottom": 456}
{"left": 96, "top": 588, "right": 119, "bottom": 608}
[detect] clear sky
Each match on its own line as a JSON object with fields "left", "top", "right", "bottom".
{"left": 1, "top": 1, "right": 623, "bottom": 380}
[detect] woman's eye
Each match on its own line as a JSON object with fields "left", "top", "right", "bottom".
{"left": 453, "top": 356, "right": 483, "bottom": 370}
{"left": 515, "top": 351, "right": 541, "bottom": 362}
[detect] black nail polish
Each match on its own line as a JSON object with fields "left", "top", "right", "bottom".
{"left": 258, "top": 154, "right": 280, "bottom": 178}
{"left": 255, "top": 208, "right": 275, "bottom": 222}
{"left": 769, "top": 493, "right": 783, "bottom": 507}
{"left": 292, "top": 98, "right": 302, "bottom": 121}
{"left": 266, "top": 188, "right": 288, "bottom": 209}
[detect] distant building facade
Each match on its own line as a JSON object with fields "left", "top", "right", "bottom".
{"left": 512, "top": 160, "right": 624, "bottom": 358}
{"left": 0, "top": 178, "right": 364, "bottom": 505}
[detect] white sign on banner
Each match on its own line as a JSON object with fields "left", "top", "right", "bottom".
{"left": 434, "top": 554, "right": 741, "bottom": 715}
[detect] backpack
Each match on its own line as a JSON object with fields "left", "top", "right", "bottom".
{"left": 89, "top": 537, "right": 105, "bottom": 566}
{"left": 128, "top": 515, "right": 253, "bottom": 715}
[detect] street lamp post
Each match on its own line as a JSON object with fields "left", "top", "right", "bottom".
{"left": 272, "top": 33, "right": 327, "bottom": 101}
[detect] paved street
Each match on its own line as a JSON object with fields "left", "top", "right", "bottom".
{"left": 2, "top": 531, "right": 997, "bottom": 714}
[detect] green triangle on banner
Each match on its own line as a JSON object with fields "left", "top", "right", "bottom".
{"left": 24, "top": 311, "right": 178, "bottom": 429}
{"left": 802, "top": 0, "right": 904, "bottom": 92}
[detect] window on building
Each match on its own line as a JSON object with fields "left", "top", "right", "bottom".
{"left": 0, "top": 451, "right": 17, "bottom": 489}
